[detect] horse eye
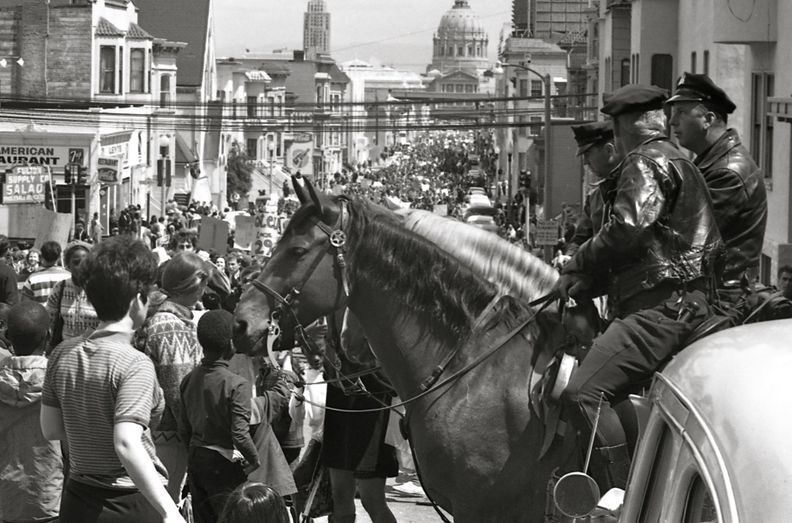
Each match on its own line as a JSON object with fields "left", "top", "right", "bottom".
{"left": 291, "top": 247, "right": 308, "bottom": 258}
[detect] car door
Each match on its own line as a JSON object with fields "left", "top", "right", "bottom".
{"left": 621, "top": 375, "right": 735, "bottom": 523}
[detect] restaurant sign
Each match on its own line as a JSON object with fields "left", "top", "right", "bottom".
{"left": 0, "top": 145, "right": 87, "bottom": 169}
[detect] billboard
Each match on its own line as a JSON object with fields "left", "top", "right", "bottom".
{"left": 97, "top": 157, "right": 120, "bottom": 183}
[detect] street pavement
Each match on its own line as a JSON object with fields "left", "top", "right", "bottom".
{"left": 313, "top": 470, "right": 444, "bottom": 523}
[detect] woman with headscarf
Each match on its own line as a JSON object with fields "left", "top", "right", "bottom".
{"left": 46, "top": 242, "right": 98, "bottom": 350}
{"left": 134, "top": 252, "right": 210, "bottom": 502}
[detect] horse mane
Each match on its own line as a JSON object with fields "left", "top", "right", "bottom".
{"left": 399, "top": 209, "right": 559, "bottom": 304}
{"left": 345, "top": 198, "right": 499, "bottom": 343}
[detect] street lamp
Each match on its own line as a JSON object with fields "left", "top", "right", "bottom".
{"left": 496, "top": 60, "right": 552, "bottom": 255}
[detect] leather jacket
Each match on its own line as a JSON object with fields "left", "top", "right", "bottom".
{"left": 695, "top": 129, "right": 767, "bottom": 282}
{"left": 566, "top": 177, "right": 616, "bottom": 256}
{"left": 563, "top": 136, "right": 723, "bottom": 308}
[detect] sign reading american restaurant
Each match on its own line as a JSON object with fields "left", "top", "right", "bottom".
{"left": 0, "top": 145, "right": 88, "bottom": 168}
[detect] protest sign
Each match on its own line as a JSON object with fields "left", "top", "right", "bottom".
{"left": 34, "top": 208, "right": 72, "bottom": 248}
{"left": 535, "top": 220, "right": 560, "bottom": 246}
{"left": 432, "top": 204, "right": 448, "bottom": 216}
{"left": 234, "top": 215, "right": 256, "bottom": 250}
{"left": 198, "top": 216, "right": 229, "bottom": 254}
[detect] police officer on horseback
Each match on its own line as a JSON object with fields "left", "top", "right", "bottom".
{"left": 666, "top": 73, "right": 768, "bottom": 321}
{"left": 555, "top": 85, "right": 723, "bottom": 493}
{"left": 565, "top": 121, "right": 621, "bottom": 257}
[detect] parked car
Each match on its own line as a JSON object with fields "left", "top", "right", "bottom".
{"left": 555, "top": 319, "right": 792, "bottom": 522}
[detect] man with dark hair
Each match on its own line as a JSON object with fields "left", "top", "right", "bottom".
{"left": 22, "top": 241, "right": 70, "bottom": 303}
{"left": 667, "top": 73, "right": 767, "bottom": 284}
{"left": 0, "top": 235, "right": 18, "bottom": 306}
{"left": 556, "top": 85, "right": 722, "bottom": 493}
{"left": 40, "top": 237, "right": 184, "bottom": 522}
{"left": 0, "top": 302, "right": 63, "bottom": 522}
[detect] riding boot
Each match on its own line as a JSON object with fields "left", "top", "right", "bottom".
{"left": 591, "top": 443, "right": 631, "bottom": 492}
{"left": 329, "top": 515, "right": 356, "bottom": 523}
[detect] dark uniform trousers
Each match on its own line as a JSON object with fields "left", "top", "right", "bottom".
{"left": 561, "top": 281, "right": 710, "bottom": 488}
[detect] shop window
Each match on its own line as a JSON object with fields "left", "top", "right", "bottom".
{"left": 100, "top": 45, "right": 116, "bottom": 94}
{"left": 129, "top": 48, "right": 145, "bottom": 93}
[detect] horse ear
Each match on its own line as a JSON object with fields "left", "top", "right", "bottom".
{"left": 304, "top": 176, "right": 331, "bottom": 219}
{"left": 292, "top": 176, "right": 309, "bottom": 204}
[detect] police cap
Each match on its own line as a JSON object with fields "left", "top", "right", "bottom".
{"left": 571, "top": 121, "right": 614, "bottom": 156}
{"left": 665, "top": 72, "right": 736, "bottom": 114}
{"left": 600, "top": 84, "right": 669, "bottom": 117}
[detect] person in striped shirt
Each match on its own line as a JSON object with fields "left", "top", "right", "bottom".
{"left": 40, "top": 236, "right": 185, "bottom": 523}
{"left": 22, "top": 241, "right": 70, "bottom": 303}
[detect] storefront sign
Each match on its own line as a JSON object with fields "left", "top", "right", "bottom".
{"left": 0, "top": 145, "right": 86, "bottom": 169}
{"left": 2, "top": 165, "right": 50, "bottom": 204}
{"left": 97, "top": 157, "right": 121, "bottom": 183}
{"left": 285, "top": 136, "right": 314, "bottom": 176}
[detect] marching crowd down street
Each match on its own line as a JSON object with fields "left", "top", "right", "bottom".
{"left": 2, "top": 0, "right": 792, "bottom": 522}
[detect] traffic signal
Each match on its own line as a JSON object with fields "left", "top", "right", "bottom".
{"left": 157, "top": 158, "right": 172, "bottom": 187}
{"left": 518, "top": 171, "right": 531, "bottom": 189}
{"left": 64, "top": 164, "right": 72, "bottom": 184}
{"left": 77, "top": 166, "right": 88, "bottom": 185}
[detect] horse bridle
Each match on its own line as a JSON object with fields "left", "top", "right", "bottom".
{"left": 247, "top": 198, "right": 351, "bottom": 369}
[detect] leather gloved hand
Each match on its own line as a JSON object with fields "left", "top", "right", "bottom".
{"left": 555, "top": 272, "right": 592, "bottom": 301}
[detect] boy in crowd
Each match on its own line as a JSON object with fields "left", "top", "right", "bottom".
{"left": 180, "top": 309, "right": 260, "bottom": 523}
{"left": 40, "top": 237, "right": 184, "bottom": 523}
{"left": 0, "top": 302, "right": 63, "bottom": 522}
{"left": 22, "top": 241, "right": 71, "bottom": 303}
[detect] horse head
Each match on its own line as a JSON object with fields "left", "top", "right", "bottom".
{"left": 233, "top": 176, "right": 350, "bottom": 357}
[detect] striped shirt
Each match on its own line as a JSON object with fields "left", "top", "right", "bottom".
{"left": 42, "top": 329, "right": 167, "bottom": 490}
{"left": 21, "top": 266, "right": 71, "bottom": 303}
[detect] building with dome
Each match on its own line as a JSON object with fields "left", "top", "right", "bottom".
{"left": 426, "top": 0, "right": 493, "bottom": 95}
{"left": 429, "top": 0, "right": 490, "bottom": 73}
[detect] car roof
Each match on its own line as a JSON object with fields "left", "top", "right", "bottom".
{"left": 660, "top": 319, "right": 792, "bottom": 521}
{"left": 464, "top": 205, "right": 498, "bottom": 217}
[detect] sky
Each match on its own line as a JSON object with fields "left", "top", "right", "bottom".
{"left": 213, "top": 0, "right": 513, "bottom": 71}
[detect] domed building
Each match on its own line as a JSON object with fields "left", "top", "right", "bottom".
{"left": 428, "top": 0, "right": 490, "bottom": 74}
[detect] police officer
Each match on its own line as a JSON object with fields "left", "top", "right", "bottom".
{"left": 566, "top": 121, "right": 620, "bottom": 255}
{"left": 556, "top": 85, "right": 722, "bottom": 492}
{"left": 666, "top": 73, "right": 767, "bottom": 284}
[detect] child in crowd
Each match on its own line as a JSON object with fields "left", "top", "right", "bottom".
{"left": 179, "top": 309, "right": 261, "bottom": 523}
{"left": 41, "top": 237, "right": 184, "bottom": 523}
{"left": 218, "top": 482, "right": 290, "bottom": 523}
{"left": 0, "top": 302, "right": 63, "bottom": 523}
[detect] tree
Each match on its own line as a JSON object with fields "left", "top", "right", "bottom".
{"left": 226, "top": 141, "right": 253, "bottom": 201}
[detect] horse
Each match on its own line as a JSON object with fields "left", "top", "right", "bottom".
{"left": 233, "top": 178, "right": 581, "bottom": 522}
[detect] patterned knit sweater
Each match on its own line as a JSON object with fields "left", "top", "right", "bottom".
{"left": 134, "top": 300, "right": 202, "bottom": 436}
